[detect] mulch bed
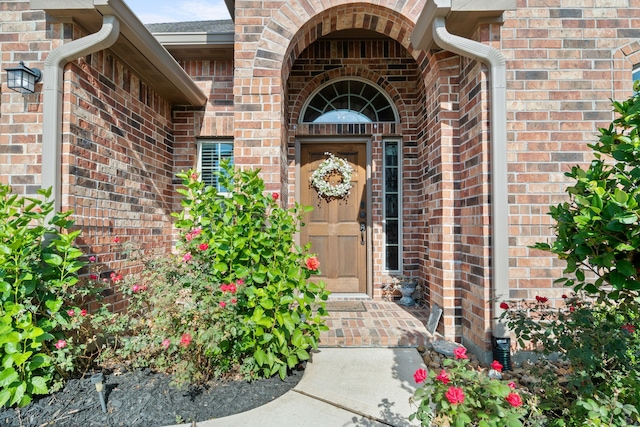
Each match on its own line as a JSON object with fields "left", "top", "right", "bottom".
{"left": 0, "top": 366, "right": 304, "bottom": 427}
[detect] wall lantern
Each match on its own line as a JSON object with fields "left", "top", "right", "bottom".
{"left": 4, "top": 61, "right": 42, "bottom": 94}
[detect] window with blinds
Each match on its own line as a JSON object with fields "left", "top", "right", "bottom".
{"left": 198, "top": 141, "right": 233, "bottom": 192}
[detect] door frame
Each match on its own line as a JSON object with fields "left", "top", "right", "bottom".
{"left": 295, "top": 137, "right": 373, "bottom": 297}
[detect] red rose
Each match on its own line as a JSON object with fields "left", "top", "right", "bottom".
{"left": 445, "top": 387, "right": 465, "bottom": 405}
{"left": 500, "top": 302, "right": 509, "bottom": 310}
{"left": 219, "top": 301, "right": 227, "bottom": 308}
{"left": 506, "top": 392, "right": 522, "bottom": 407}
{"left": 535, "top": 295, "right": 548, "bottom": 303}
{"left": 199, "top": 243, "right": 209, "bottom": 251}
{"left": 453, "top": 346, "right": 468, "bottom": 360}
{"left": 180, "top": 333, "right": 192, "bottom": 348}
{"left": 413, "top": 368, "right": 427, "bottom": 383}
{"left": 305, "top": 256, "right": 320, "bottom": 271}
{"left": 272, "top": 193, "right": 279, "bottom": 201}
{"left": 113, "top": 237, "right": 120, "bottom": 243}
{"left": 622, "top": 324, "right": 636, "bottom": 334}
{"left": 81, "top": 309, "right": 87, "bottom": 317}
{"left": 435, "top": 369, "right": 450, "bottom": 384}
{"left": 491, "top": 360, "right": 503, "bottom": 372}
{"left": 508, "top": 381, "right": 516, "bottom": 389}
{"left": 561, "top": 294, "right": 568, "bottom": 299}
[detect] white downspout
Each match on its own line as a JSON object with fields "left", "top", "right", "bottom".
{"left": 42, "top": 15, "right": 120, "bottom": 215}
{"left": 431, "top": 16, "right": 510, "bottom": 338}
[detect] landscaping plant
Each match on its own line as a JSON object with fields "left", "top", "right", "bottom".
{"left": 410, "top": 346, "right": 536, "bottom": 427}
{"left": 0, "top": 186, "right": 92, "bottom": 407}
{"left": 100, "top": 162, "right": 330, "bottom": 384}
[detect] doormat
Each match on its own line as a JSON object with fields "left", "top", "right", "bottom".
{"left": 324, "top": 301, "right": 367, "bottom": 312}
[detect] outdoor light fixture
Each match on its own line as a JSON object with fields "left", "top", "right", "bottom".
{"left": 90, "top": 372, "right": 107, "bottom": 413}
{"left": 4, "top": 61, "right": 42, "bottom": 94}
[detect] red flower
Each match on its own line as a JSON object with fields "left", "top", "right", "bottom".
{"left": 182, "top": 253, "right": 192, "bottom": 262}
{"left": 89, "top": 256, "right": 96, "bottom": 262}
{"left": 272, "top": 193, "right": 279, "bottom": 201}
{"left": 231, "top": 298, "right": 237, "bottom": 304}
{"left": 89, "top": 274, "right": 98, "bottom": 280}
{"left": 491, "top": 360, "right": 503, "bottom": 372}
{"left": 305, "top": 256, "right": 320, "bottom": 271}
{"left": 569, "top": 306, "right": 575, "bottom": 312}
{"left": 453, "top": 346, "right": 468, "bottom": 360}
{"left": 192, "top": 227, "right": 202, "bottom": 235}
{"left": 236, "top": 279, "right": 244, "bottom": 286}
{"left": 113, "top": 237, "right": 120, "bottom": 243}
{"left": 413, "top": 368, "right": 427, "bottom": 384}
{"left": 221, "top": 284, "right": 230, "bottom": 292}
{"left": 67, "top": 309, "right": 75, "bottom": 317}
{"left": 508, "top": 381, "right": 516, "bottom": 389}
{"left": 445, "top": 387, "right": 465, "bottom": 405}
{"left": 132, "top": 284, "right": 140, "bottom": 293}
{"left": 219, "top": 301, "right": 227, "bottom": 308}
{"left": 561, "top": 294, "right": 568, "bottom": 299}
{"left": 435, "top": 369, "right": 450, "bottom": 384}
{"left": 535, "top": 296, "right": 548, "bottom": 303}
{"left": 110, "top": 272, "right": 122, "bottom": 283}
{"left": 500, "top": 302, "right": 509, "bottom": 310}
{"left": 81, "top": 309, "right": 87, "bottom": 317}
{"left": 199, "top": 243, "right": 209, "bottom": 251}
{"left": 506, "top": 392, "right": 523, "bottom": 407}
{"left": 185, "top": 233, "right": 194, "bottom": 242}
{"left": 227, "top": 284, "right": 237, "bottom": 294}
{"left": 622, "top": 324, "right": 636, "bottom": 334}
{"left": 180, "top": 333, "right": 192, "bottom": 348}
{"left": 55, "top": 339, "right": 67, "bottom": 349}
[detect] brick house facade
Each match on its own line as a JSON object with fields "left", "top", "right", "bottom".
{"left": 1, "top": 0, "right": 639, "bottom": 357}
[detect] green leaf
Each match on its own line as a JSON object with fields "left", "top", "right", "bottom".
{"left": 42, "top": 253, "right": 63, "bottom": 266}
{"left": 0, "top": 389, "right": 11, "bottom": 408}
{"left": 44, "top": 298, "right": 63, "bottom": 314}
{"left": 0, "top": 367, "right": 18, "bottom": 387}
{"left": 254, "top": 348, "right": 266, "bottom": 366}
{"left": 30, "top": 376, "right": 48, "bottom": 395}
{"left": 616, "top": 259, "right": 636, "bottom": 277}
{"left": 10, "top": 381, "right": 25, "bottom": 406}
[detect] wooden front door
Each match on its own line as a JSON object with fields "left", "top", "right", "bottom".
{"left": 301, "top": 143, "right": 367, "bottom": 293}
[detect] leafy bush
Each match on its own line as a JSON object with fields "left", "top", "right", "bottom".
{"left": 410, "top": 346, "right": 536, "bottom": 427}
{"left": 499, "top": 295, "right": 640, "bottom": 426}
{"left": 0, "top": 186, "right": 90, "bottom": 407}
{"left": 100, "top": 162, "right": 330, "bottom": 384}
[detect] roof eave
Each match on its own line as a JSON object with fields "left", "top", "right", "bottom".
{"left": 30, "top": 0, "right": 207, "bottom": 106}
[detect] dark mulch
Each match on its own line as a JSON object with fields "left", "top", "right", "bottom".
{"left": 0, "top": 366, "right": 304, "bottom": 427}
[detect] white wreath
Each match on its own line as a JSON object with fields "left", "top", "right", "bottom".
{"left": 310, "top": 153, "right": 354, "bottom": 200}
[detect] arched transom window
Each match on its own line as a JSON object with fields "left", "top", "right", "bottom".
{"left": 301, "top": 79, "right": 398, "bottom": 123}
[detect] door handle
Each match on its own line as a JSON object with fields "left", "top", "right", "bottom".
{"left": 360, "top": 223, "right": 366, "bottom": 245}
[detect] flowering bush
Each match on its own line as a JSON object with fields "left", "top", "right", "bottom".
{"left": 410, "top": 346, "right": 534, "bottom": 427}
{"left": 99, "top": 162, "right": 330, "bottom": 384}
{"left": 0, "top": 186, "right": 98, "bottom": 407}
{"left": 498, "top": 295, "right": 640, "bottom": 426}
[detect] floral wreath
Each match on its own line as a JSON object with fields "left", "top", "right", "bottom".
{"left": 309, "top": 152, "right": 354, "bottom": 200}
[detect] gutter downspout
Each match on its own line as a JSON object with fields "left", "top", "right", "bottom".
{"left": 431, "top": 16, "right": 510, "bottom": 338}
{"left": 42, "top": 15, "right": 120, "bottom": 215}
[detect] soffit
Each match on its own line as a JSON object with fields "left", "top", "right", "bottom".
{"left": 411, "top": 0, "right": 516, "bottom": 51}
{"left": 30, "top": 0, "right": 207, "bottom": 106}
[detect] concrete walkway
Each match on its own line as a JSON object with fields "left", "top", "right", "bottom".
{"left": 171, "top": 348, "right": 426, "bottom": 427}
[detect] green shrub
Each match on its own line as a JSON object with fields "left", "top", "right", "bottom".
{"left": 101, "top": 162, "right": 330, "bottom": 384}
{"left": 0, "top": 186, "right": 89, "bottom": 407}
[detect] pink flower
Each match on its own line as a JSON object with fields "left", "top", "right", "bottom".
{"left": 185, "top": 233, "right": 194, "bottom": 241}
{"left": 55, "top": 339, "right": 66, "bottom": 349}
{"left": 67, "top": 309, "right": 75, "bottom": 317}
{"left": 199, "top": 243, "right": 209, "bottom": 251}
{"left": 89, "top": 256, "right": 96, "bottom": 262}
{"left": 113, "top": 237, "right": 120, "bottom": 243}
{"left": 491, "top": 360, "right": 503, "bottom": 372}
{"left": 435, "top": 369, "right": 450, "bottom": 384}
{"left": 191, "top": 173, "right": 198, "bottom": 180}
{"left": 90, "top": 274, "right": 98, "bottom": 280}
{"left": 110, "top": 272, "right": 122, "bottom": 282}
{"left": 508, "top": 381, "right": 516, "bottom": 389}
{"left": 192, "top": 227, "right": 202, "bottom": 235}
{"left": 227, "top": 284, "right": 237, "bottom": 294}
{"left": 221, "top": 284, "right": 229, "bottom": 292}
{"left": 231, "top": 298, "right": 237, "bottom": 304}
{"left": 180, "top": 333, "right": 192, "bottom": 348}
{"left": 506, "top": 392, "right": 523, "bottom": 407}
{"left": 413, "top": 368, "right": 427, "bottom": 383}
{"left": 219, "top": 301, "right": 227, "bottom": 308}
{"left": 132, "top": 284, "right": 140, "bottom": 293}
{"left": 182, "top": 253, "right": 192, "bottom": 262}
{"left": 81, "top": 309, "right": 87, "bottom": 317}
{"left": 453, "top": 346, "right": 468, "bottom": 360}
{"left": 445, "top": 387, "right": 465, "bottom": 405}
{"left": 535, "top": 295, "right": 548, "bottom": 303}
{"left": 500, "top": 302, "right": 509, "bottom": 310}
{"left": 305, "top": 256, "right": 320, "bottom": 271}
{"left": 622, "top": 324, "right": 636, "bottom": 334}
{"left": 272, "top": 193, "right": 279, "bottom": 201}
{"left": 162, "top": 339, "right": 170, "bottom": 349}
{"left": 236, "top": 279, "right": 244, "bottom": 286}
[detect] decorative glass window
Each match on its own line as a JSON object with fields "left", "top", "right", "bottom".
{"left": 198, "top": 140, "right": 233, "bottom": 192}
{"left": 383, "top": 139, "right": 401, "bottom": 272}
{"left": 301, "top": 79, "right": 398, "bottom": 123}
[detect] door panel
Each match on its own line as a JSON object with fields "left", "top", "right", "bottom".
{"left": 301, "top": 143, "right": 367, "bottom": 293}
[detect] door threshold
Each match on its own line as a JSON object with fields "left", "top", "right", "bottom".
{"left": 327, "top": 293, "right": 371, "bottom": 300}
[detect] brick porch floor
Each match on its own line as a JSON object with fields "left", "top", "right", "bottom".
{"left": 319, "top": 297, "right": 433, "bottom": 348}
